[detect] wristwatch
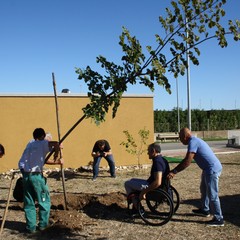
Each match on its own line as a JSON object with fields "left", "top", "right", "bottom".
{"left": 172, "top": 169, "right": 178, "bottom": 174}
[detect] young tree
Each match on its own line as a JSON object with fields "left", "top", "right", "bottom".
{"left": 59, "top": 0, "right": 239, "bottom": 144}
{"left": 120, "top": 128, "right": 150, "bottom": 167}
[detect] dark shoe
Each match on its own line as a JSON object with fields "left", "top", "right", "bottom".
{"left": 207, "top": 217, "right": 224, "bottom": 227}
{"left": 111, "top": 174, "right": 116, "bottom": 178}
{"left": 24, "top": 228, "right": 37, "bottom": 235}
{"left": 139, "top": 206, "right": 145, "bottom": 216}
{"left": 192, "top": 208, "right": 210, "bottom": 217}
{"left": 38, "top": 225, "right": 52, "bottom": 231}
{"left": 38, "top": 226, "right": 47, "bottom": 231}
{"left": 92, "top": 176, "right": 97, "bottom": 181}
{"left": 38, "top": 219, "right": 55, "bottom": 231}
{"left": 130, "top": 206, "right": 144, "bottom": 217}
{"left": 130, "top": 208, "right": 139, "bottom": 217}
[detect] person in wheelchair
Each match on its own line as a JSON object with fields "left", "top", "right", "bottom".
{"left": 124, "top": 142, "right": 170, "bottom": 216}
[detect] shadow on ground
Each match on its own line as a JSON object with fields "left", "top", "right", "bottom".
{"left": 181, "top": 194, "right": 240, "bottom": 227}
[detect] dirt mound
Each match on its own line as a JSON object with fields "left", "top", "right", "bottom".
{"left": 49, "top": 192, "right": 127, "bottom": 232}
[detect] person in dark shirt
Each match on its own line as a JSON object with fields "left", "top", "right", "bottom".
{"left": 124, "top": 142, "right": 169, "bottom": 215}
{"left": 91, "top": 139, "right": 116, "bottom": 181}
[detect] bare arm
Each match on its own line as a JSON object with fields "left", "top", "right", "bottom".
{"left": 167, "top": 152, "right": 195, "bottom": 179}
{"left": 46, "top": 157, "right": 64, "bottom": 165}
{"left": 103, "top": 149, "right": 112, "bottom": 157}
{"left": 92, "top": 149, "right": 112, "bottom": 157}
{"left": 91, "top": 152, "right": 100, "bottom": 157}
{"left": 46, "top": 141, "right": 64, "bottom": 165}
{"left": 139, "top": 171, "right": 162, "bottom": 200}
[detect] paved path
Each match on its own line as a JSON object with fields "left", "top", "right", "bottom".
{"left": 161, "top": 140, "right": 240, "bottom": 157}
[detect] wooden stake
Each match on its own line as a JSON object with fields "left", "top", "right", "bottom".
{"left": 0, "top": 174, "right": 15, "bottom": 235}
{"left": 52, "top": 72, "right": 68, "bottom": 210}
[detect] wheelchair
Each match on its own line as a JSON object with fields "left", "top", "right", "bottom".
{"left": 127, "top": 184, "right": 180, "bottom": 226}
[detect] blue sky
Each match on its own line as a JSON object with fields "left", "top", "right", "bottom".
{"left": 0, "top": 0, "right": 239, "bottom": 110}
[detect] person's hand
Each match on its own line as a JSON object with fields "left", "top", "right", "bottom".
{"left": 139, "top": 191, "right": 146, "bottom": 200}
{"left": 167, "top": 172, "right": 176, "bottom": 180}
{"left": 96, "top": 152, "right": 101, "bottom": 157}
{"left": 103, "top": 152, "right": 107, "bottom": 157}
{"left": 59, "top": 158, "right": 64, "bottom": 165}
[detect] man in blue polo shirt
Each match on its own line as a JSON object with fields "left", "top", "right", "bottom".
{"left": 168, "top": 127, "right": 224, "bottom": 227}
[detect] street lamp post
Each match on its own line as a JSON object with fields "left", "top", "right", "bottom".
{"left": 176, "top": 78, "right": 180, "bottom": 132}
{"left": 186, "top": 15, "right": 191, "bottom": 130}
{"left": 186, "top": 49, "right": 191, "bottom": 130}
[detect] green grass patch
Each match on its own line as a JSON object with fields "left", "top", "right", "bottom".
{"left": 163, "top": 156, "right": 196, "bottom": 163}
{"left": 163, "top": 156, "right": 182, "bottom": 163}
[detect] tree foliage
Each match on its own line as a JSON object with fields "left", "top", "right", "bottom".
{"left": 154, "top": 109, "right": 240, "bottom": 132}
{"left": 75, "top": 0, "right": 240, "bottom": 123}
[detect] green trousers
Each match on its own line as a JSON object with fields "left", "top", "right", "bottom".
{"left": 22, "top": 173, "right": 50, "bottom": 232}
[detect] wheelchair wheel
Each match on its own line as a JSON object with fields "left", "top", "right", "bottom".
{"left": 170, "top": 185, "right": 180, "bottom": 213}
{"left": 138, "top": 189, "right": 174, "bottom": 226}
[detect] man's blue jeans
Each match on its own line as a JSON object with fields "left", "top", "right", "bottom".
{"left": 200, "top": 170, "right": 223, "bottom": 220}
{"left": 93, "top": 154, "right": 115, "bottom": 177}
{"left": 124, "top": 178, "right": 149, "bottom": 195}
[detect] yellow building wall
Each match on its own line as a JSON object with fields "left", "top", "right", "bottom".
{"left": 0, "top": 94, "right": 154, "bottom": 172}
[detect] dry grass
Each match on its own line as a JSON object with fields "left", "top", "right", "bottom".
{"left": 0, "top": 153, "right": 239, "bottom": 239}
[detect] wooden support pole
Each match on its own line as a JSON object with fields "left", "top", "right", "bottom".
{"left": 0, "top": 174, "right": 15, "bottom": 235}
{"left": 52, "top": 72, "right": 68, "bottom": 210}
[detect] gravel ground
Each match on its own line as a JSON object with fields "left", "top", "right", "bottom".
{"left": 0, "top": 153, "right": 240, "bottom": 240}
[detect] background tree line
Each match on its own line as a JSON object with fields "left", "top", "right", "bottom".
{"left": 154, "top": 109, "right": 240, "bottom": 132}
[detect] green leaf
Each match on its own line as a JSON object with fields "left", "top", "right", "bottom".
{"left": 75, "top": 0, "right": 237, "bottom": 124}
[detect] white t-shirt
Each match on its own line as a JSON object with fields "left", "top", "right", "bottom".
{"left": 18, "top": 139, "right": 50, "bottom": 172}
